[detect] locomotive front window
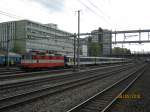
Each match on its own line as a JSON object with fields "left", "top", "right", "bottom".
{"left": 22, "top": 54, "right": 32, "bottom": 59}
{"left": 22, "top": 55, "right": 25, "bottom": 59}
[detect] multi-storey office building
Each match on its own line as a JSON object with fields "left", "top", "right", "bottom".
{"left": 102, "top": 29, "right": 112, "bottom": 56}
{"left": 0, "top": 20, "right": 76, "bottom": 55}
{"left": 88, "top": 28, "right": 112, "bottom": 56}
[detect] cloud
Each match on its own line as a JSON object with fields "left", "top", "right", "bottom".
{"left": 31, "top": 0, "right": 65, "bottom": 12}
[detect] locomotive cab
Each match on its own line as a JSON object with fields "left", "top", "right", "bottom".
{"left": 21, "top": 50, "right": 65, "bottom": 69}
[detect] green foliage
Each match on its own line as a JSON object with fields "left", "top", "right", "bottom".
{"left": 12, "top": 41, "right": 22, "bottom": 53}
{"left": 112, "top": 47, "right": 131, "bottom": 55}
{"left": 88, "top": 42, "right": 102, "bottom": 56}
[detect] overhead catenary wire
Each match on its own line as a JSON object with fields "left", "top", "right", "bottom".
{"left": 86, "top": 0, "right": 110, "bottom": 20}
{"left": 77, "top": 0, "right": 111, "bottom": 26}
{"left": 0, "top": 10, "right": 24, "bottom": 20}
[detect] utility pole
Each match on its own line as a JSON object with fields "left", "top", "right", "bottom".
{"left": 6, "top": 24, "right": 10, "bottom": 69}
{"left": 77, "top": 10, "right": 80, "bottom": 69}
{"left": 73, "top": 33, "right": 76, "bottom": 71}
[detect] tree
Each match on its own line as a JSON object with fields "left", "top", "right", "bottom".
{"left": 12, "top": 45, "right": 21, "bottom": 53}
{"left": 88, "top": 42, "right": 102, "bottom": 56}
{"left": 112, "top": 47, "right": 131, "bottom": 55}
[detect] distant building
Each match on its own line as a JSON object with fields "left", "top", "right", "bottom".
{"left": 82, "top": 45, "right": 88, "bottom": 56}
{"left": 0, "top": 20, "right": 77, "bottom": 55}
{"left": 87, "top": 28, "right": 112, "bottom": 56}
{"left": 102, "top": 29, "right": 112, "bottom": 56}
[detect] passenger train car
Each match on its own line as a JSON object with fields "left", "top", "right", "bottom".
{"left": 21, "top": 50, "right": 128, "bottom": 69}
{"left": 66, "top": 56, "right": 125, "bottom": 66}
{"left": 0, "top": 53, "right": 21, "bottom": 66}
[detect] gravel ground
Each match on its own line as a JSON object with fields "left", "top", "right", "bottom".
{"left": 107, "top": 64, "right": 150, "bottom": 112}
{"left": 1, "top": 65, "right": 139, "bottom": 112}
{"left": 0, "top": 65, "right": 131, "bottom": 100}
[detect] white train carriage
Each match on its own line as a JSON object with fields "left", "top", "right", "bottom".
{"left": 95, "top": 57, "right": 124, "bottom": 64}
{"left": 65, "top": 56, "right": 95, "bottom": 66}
{"left": 65, "top": 56, "right": 126, "bottom": 66}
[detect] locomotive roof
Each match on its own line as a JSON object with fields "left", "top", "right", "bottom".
{"left": 0, "top": 51, "right": 21, "bottom": 57}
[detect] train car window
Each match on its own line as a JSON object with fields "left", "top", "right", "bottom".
{"left": 70, "top": 58, "right": 73, "bottom": 62}
{"left": 2, "top": 56, "right": 5, "bottom": 61}
{"left": 98, "top": 58, "right": 105, "bottom": 61}
{"left": 64, "top": 56, "right": 67, "bottom": 62}
{"left": 67, "top": 57, "right": 70, "bottom": 62}
{"left": 23, "top": 54, "right": 32, "bottom": 59}
{"left": 83, "top": 58, "right": 86, "bottom": 62}
{"left": 66, "top": 57, "right": 70, "bottom": 62}
{"left": 22, "top": 55, "right": 25, "bottom": 59}
{"left": 80, "top": 58, "right": 84, "bottom": 62}
{"left": 89, "top": 58, "right": 91, "bottom": 61}
{"left": 80, "top": 58, "right": 82, "bottom": 62}
{"left": 23, "top": 55, "right": 26, "bottom": 59}
{"left": 86, "top": 58, "right": 89, "bottom": 61}
{"left": 72, "top": 58, "right": 75, "bottom": 62}
{"left": 29, "top": 55, "right": 32, "bottom": 59}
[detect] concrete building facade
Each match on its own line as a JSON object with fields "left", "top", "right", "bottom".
{"left": 102, "top": 29, "right": 112, "bottom": 55}
{"left": 0, "top": 20, "right": 77, "bottom": 55}
{"left": 89, "top": 28, "right": 112, "bottom": 56}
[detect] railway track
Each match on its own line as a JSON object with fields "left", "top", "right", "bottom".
{"left": 105, "top": 63, "right": 150, "bottom": 112}
{"left": 0, "top": 63, "right": 135, "bottom": 111}
{"left": 67, "top": 64, "right": 146, "bottom": 112}
{"left": 0, "top": 64, "right": 110, "bottom": 73}
{"left": 0, "top": 63, "right": 134, "bottom": 90}
{"left": 0, "top": 67, "right": 21, "bottom": 72}
{"left": 0, "top": 70, "right": 28, "bottom": 75}
{"left": 0, "top": 68, "right": 72, "bottom": 80}
{"left": 0, "top": 63, "right": 131, "bottom": 81}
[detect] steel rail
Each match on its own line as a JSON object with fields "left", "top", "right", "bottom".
{"left": 67, "top": 64, "right": 146, "bottom": 112}
{"left": 0, "top": 64, "right": 134, "bottom": 111}
{"left": 0, "top": 64, "right": 132, "bottom": 89}
{"left": 0, "top": 64, "right": 126, "bottom": 80}
{"left": 0, "top": 68, "right": 72, "bottom": 80}
{"left": 101, "top": 66, "right": 147, "bottom": 112}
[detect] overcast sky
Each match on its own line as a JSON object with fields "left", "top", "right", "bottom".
{"left": 0, "top": 0, "right": 150, "bottom": 52}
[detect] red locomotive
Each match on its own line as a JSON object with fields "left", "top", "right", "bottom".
{"left": 21, "top": 50, "right": 64, "bottom": 69}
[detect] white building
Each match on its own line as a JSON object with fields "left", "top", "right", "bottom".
{"left": 0, "top": 20, "right": 76, "bottom": 55}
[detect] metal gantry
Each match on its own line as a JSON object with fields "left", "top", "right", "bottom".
{"left": 112, "top": 29, "right": 150, "bottom": 44}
